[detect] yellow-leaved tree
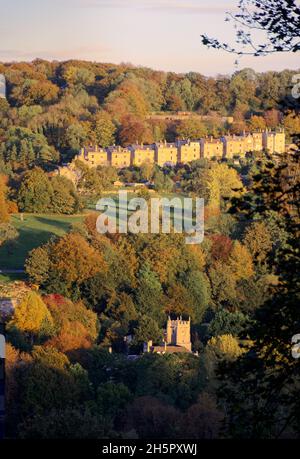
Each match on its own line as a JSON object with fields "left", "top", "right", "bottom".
{"left": 9, "top": 291, "right": 53, "bottom": 336}
{"left": 228, "top": 241, "right": 254, "bottom": 281}
{"left": 207, "top": 163, "right": 244, "bottom": 209}
{"left": 204, "top": 334, "right": 245, "bottom": 391}
{"left": 207, "top": 334, "right": 244, "bottom": 360}
{"left": 243, "top": 221, "right": 273, "bottom": 265}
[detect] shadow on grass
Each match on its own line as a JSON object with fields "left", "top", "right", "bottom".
{"left": 0, "top": 226, "right": 55, "bottom": 270}
{"left": 0, "top": 214, "right": 84, "bottom": 271}
{"left": 34, "top": 216, "right": 74, "bottom": 231}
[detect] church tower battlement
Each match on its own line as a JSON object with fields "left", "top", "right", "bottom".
{"left": 166, "top": 316, "right": 191, "bottom": 352}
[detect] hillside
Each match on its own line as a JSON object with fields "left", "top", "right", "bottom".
{"left": 0, "top": 60, "right": 299, "bottom": 172}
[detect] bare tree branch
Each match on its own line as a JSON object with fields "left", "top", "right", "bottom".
{"left": 201, "top": 0, "right": 300, "bottom": 57}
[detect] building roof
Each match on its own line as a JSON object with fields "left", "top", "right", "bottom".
{"left": 155, "top": 141, "right": 176, "bottom": 148}
{"left": 222, "top": 135, "right": 245, "bottom": 141}
{"left": 150, "top": 345, "right": 191, "bottom": 354}
{"left": 107, "top": 146, "right": 131, "bottom": 154}
{"left": 129, "top": 144, "right": 155, "bottom": 151}
{"left": 202, "top": 137, "right": 223, "bottom": 144}
{"left": 83, "top": 146, "right": 106, "bottom": 153}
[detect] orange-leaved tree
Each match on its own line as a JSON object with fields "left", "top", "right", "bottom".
{"left": 50, "top": 232, "right": 107, "bottom": 287}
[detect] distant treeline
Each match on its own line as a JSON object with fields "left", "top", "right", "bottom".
{"left": 0, "top": 60, "right": 299, "bottom": 173}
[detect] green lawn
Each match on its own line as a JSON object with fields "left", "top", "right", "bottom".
{"left": 0, "top": 191, "right": 195, "bottom": 282}
{"left": 0, "top": 214, "right": 84, "bottom": 272}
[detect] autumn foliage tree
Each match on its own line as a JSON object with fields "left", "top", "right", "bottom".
{"left": 8, "top": 292, "right": 53, "bottom": 342}
{"left": 49, "top": 233, "right": 106, "bottom": 291}
{"left": 228, "top": 241, "right": 254, "bottom": 282}
{"left": 243, "top": 221, "right": 273, "bottom": 266}
{"left": 92, "top": 111, "right": 116, "bottom": 147}
{"left": 0, "top": 175, "right": 10, "bottom": 223}
{"left": 118, "top": 115, "right": 153, "bottom": 146}
{"left": 43, "top": 294, "right": 98, "bottom": 355}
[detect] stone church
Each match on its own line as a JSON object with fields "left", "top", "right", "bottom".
{"left": 144, "top": 316, "right": 192, "bottom": 354}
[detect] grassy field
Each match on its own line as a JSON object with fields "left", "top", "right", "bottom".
{"left": 86, "top": 190, "right": 189, "bottom": 206}
{"left": 0, "top": 191, "right": 194, "bottom": 282}
{"left": 0, "top": 214, "right": 84, "bottom": 273}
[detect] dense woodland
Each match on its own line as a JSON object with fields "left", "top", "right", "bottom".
{"left": 0, "top": 59, "right": 299, "bottom": 439}
{"left": 0, "top": 59, "right": 300, "bottom": 174}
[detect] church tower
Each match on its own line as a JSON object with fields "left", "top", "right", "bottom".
{"left": 166, "top": 316, "right": 191, "bottom": 352}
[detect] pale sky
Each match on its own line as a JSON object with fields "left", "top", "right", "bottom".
{"left": 0, "top": 0, "right": 299, "bottom": 75}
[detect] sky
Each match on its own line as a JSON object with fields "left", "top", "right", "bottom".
{"left": 0, "top": 0, "right": 299, "bottom": 76}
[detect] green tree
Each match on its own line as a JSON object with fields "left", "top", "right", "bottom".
{"left": 25, "top": 245, "right": 50, "bottom": 285}
{"left": 19, "top": 408, "right": 105, "bottom": 439}
{"left": 17, "top": 168, "right": 53, "bottom": 213}
{"left": 175, "top": 118, "right": 208, "bottom": 139}
{"left": 0, "top": 223, "right": 18, "bottom": 247}
{"left": 208, "top": 310, "right": 249, "bottom": 337}
{"left": 182, "top": 270, "right": 211, "bottom": 323}
{"left": 133, "top": 315, "right": 163, "bottom": 346}
{"left": 93, "top": 111, "right": 116, "bottom": 147}
{"left": 16, "top": 351, "right": 91, "bottom": 422}
{"left": 76, "top": 160, "right": 105, "bottom": 195}
{"left": 135, "top": 264, "right": 165, "bottom": 324}
{"left": 65, "top": 123, "right": 90, "bottom": 151}
{"left": 219, "top": 152, "right": 300, "bottom": 438}
{"left": 153, "top": 169, "right": 174, "bottom": 192}
{"left": 50, "top": 175, "right": 81, "bottom": 214}
{"left": 95, "top": 382, "right": 132, "bottom": 420}
{"left": 3, "top": 127, "right": 58, "bottom": 168}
